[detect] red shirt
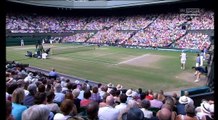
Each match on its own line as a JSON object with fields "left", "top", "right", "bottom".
{"left": 80, "top": 99, "right": 92, "bottom": 107}
{"left": 145, "top": 94, "right": 153, "bottom": 100}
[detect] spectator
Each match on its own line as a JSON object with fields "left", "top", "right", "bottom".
{"left": 46, "top": 91, "right": 60, "bottom": 113}
{"left": 23, "top": 83, "right": 37, "bottom": 107}
{"left": 99, "top": 93, "right": 110, "bottom": 108}
{"left": 140, "top": 99, "right": 153, "bottom": 119}
{"left": 54, "top": 99, "right": 74, "bottom": 120}
{"left": 64, "top": 92, "right": 78, "bottom": 116}
{"left": 82, "top": 102, "right": 99, "bottom": 120}
{"left": 196, "top": 100, "right": 214, "bottom": 120}
{"left": 98, "top": 96, "right": 120, "bottom": 120}
{"left": 150, "top": 92, "right": 163, "bottom": 109}
{"left": 156, "top": 108, "right": 173, "bottom": 120}
{"left": 6, "top": 100, "right": 14, "bottom": 120}
{"left": 22, "top": 104, "right": 50, "bottom": 120}
{"left": 80, "top": 90, "right": 93, "bottom": 107}
{"left": 53, "top": 83, "right": 65, "bottom": 105}
{"left": 72, "top": 89, "right": 81, "bottom": 112}
{"left": 48, "top": 68, "right": 59, "bottom": 80}
{"left": 177, "top": 95, "right": 193, "bottom": 115}
{"left": 175, "top": 103, "right": 198, "bottom": 120}
{"left": 115, "top": 93, "right": 128, "bottom": 112}
{"left": 90, "top": 86, "right": 101, "bottom": 103}
{"left": 122, "top": 107, "right": 144, "bottom": 120}
{"left": 11, "top": 88, "right": 27, "bottom": 120}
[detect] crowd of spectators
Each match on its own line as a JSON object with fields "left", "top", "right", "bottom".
{"left": 173, "top": 33, "right": 210, "bottom": 50}
{"left": 6, "top": 61, "right": 214, "bottom": 120}
{"left": 88, "top": 29, "right": 133, "bottom": 44}
{"left": 187, "top": 11, "right": 214, "bottom": 30}
{"left": 62, "top": 33, "right": 95, "bottom": 43}
{"left": 6, "top": 10, "right": 213, "bottom": 49}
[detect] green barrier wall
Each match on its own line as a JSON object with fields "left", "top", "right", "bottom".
{"left": 6, "top": 36, "right": 45, "bottom": 46}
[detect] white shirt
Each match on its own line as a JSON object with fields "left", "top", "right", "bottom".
{"left": 53, "top": 113, "right": 71, "bottom": 120}
{"left": 53, "top": 92, "right": 65, "bottom": 103}
{"left": 115, "top": 103, "right": 127, "bottom": 113}
{"left": 98, "top": 106, "right": 120, "bottom": 120}
{"left": 78, "top": 90, "right": 85, "bottom": 100}
{"left": 181, "top": 53, "right": 187, "bottom": 60}
{"left": 140, "top": 108, "right": 153, "bottom": 119}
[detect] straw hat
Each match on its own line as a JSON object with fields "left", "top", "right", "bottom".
{"left": 126, "top": 89, "right": 133, "bottom": 97}
{"left": 116, "top": 84, "right": 123, "bottom": 90}
{"left": 107, "top": 83, "right": 114, "bottom": 88}
{"left": 179, "top": 96, "right": 190, "bottom": 104}
{"left": 201, "top": 102, "right": 211, "bottom": 114}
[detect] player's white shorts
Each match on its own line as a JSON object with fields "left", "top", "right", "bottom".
{"left": 181, "top": 59, "right": 186, "bottom": 64}
{"left": 196, "top": 63, "right": 200, "bottom": 67}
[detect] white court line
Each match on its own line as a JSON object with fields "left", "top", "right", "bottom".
{"left": 117, "top": 54, "right": 150, "bottom": 65}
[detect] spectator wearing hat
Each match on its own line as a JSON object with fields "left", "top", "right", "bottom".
{"left": 11, "top": 88, "right": 27, "bottom": 120}
{"left": 177, "top": 95, "right": 192, "bottom": 115}
{"left": 116, "top": 84, "right": 123, "bottom": 91}
{"left": 196, "top": 100, "right": 214, "bottom": 120}
{"left": 107, "top": 83, "right": 114, "bottom": 93}
{"left": 125, "top": 89, "right": 133, "bottom": 102}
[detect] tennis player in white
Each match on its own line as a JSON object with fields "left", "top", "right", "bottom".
{"left": 180, "top": 50, "right": 187, "bottom": 70}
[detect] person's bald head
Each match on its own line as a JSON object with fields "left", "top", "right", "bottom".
{"left": 106, "top": 95, "right": 115, "bottom": 106}
{"left": 184, "top": 91, "right": 189, "bottom": 96}
{"left": 157, "top": 108, "right": 172, "bottom": 120}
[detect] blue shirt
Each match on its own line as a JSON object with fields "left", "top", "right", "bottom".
{"left": 12, "top": 103, "right": 27, "bottom": 120}
{"left": 196, "top": 56, "right": 200, "bottom": 63}
{"left": 176, "top": 103, "right": 186, "bottom": 115}
{"left": 23, "top": 94, "right": 35, "bottom": 107}
{"left": 49, "top": 71, "right": 58, "bottom": 77}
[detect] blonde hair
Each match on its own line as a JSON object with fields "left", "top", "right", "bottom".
{"left": 12, "top": 88, "right": 25, "bottom": 104}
